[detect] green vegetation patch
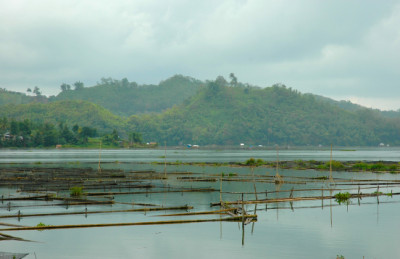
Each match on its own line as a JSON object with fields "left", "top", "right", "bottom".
{"left": 335, "top": 192, "right": 351, "bottom": 205}
{"left": 69, "top": 186, "right": 84, "bottom": 197}
{"left": 244, "top": 158, "right": 265, "bottom": 166}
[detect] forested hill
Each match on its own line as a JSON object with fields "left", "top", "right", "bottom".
{"left": 0, "top": 100, "right": 127, "bottom": 134}
{"left": 1, "top": 78, "right": 400, "bottom": 146}
{"left": 53, "top": 75, "right": 203, "bottom": 116}
{"left": 0, "top": 88, "right": 43, "bottom": 106}
{"left": 128, "top": 82, "right": 400, "bottom": 146}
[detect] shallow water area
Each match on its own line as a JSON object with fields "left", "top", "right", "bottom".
{"left": 0, "top": 148, "right": 400, "bottom": 258}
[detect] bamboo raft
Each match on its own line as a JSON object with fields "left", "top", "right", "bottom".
{"left": 1, "top": 163, "right": 399, "bottom": 240}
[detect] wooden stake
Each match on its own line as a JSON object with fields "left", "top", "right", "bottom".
{"left": 98, "top": 141, "right": 102, "bottom": 173}
{"left": 220, "top": 173, "right": 223, "bottom": 203}
{"left": 242, "top": 193, "right": 245, "bottom": 246}
{"left": 164, "top": 141, "right": 167, "bottom": 178}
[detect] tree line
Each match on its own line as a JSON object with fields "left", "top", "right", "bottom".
{"left": 0, "top": 118, "right": 97, "bottom": 147}
{"left": 0, "top": 117, "right": 144, "bottom": 148}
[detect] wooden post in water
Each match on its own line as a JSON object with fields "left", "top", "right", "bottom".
{"left": 251, "top": 167, "right": 258, "bottom": 200}
{"left": 220, "top": 173, "right": 223, "bottom": 203}
{"left": 377, "top": 186, "right": 380, "bottom": 204}
{"left": 330, "top": 189, "right": 333, "bottom": 228}
{"left": 329, "top": 144, "right": 333, "bottom": 183}
{"left": 275, "top": 145, "right": 283, "bottom": 184}
{"left": 321, "top": 188, "right": 324, "bottom": 209}
{"left": 98, "top": 141, "right": 102, "bottom": 173}
{"left": 164, "top": 141, "right": 167, "bottom": 178}
{"left": 241, "top": 193, "right": 245, "bottom": 246}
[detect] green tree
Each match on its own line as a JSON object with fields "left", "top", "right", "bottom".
{"left": 33, "top": 86, "right": 41, "bottom": 96}
{"left": 72, "top": 124, "right": 79, "bottom": 134}
{"left": 129, "top": 132, "right": 143, "bottom": 145}
{"left": 60, "top": 124, "right": 76, "bottom": 144}
{"left": 42, "top": 123, "right": 57, "bottom": 146}
{"left": 10, "top": 120, "right": 19, "bottom": 135}
{"left": 19, "top": 119, "right": 31, "bottom": 136}
{"left": 60, "top": 83, "right": 71, "bottom": 92}
{"left": 229, "top": 73, "right": 238, "bottom": 86}
{"left": 73, "top": 81, "right": 84, "bottom": 90}
{"left": 0, "top": 117, "right": 7, "bottom": 132}
{"left": 111, "top": 129, "right": 119, "bottom": 141}
{"left": 121, "top": 78, "right": 129, "bottom": 88}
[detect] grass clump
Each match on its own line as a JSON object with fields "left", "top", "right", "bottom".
{"left": 69, "top": 186, "right": 84, "bottom": 197}
{"left": 221, "top": 172, "right": 238, "bottom": 177}
{"left": 352, "top": 162, "right": 369, "bottom": 171}
{"left": 318, "top": 160, "right": 345, "bottom": 170}
{"left": 352, "top": 161, "right": 398, "bottom": 172}
{"left": 245, "top": 158, "right": 256, "bottom": 166}
{"left": 36, "top": 222, "right": 47, "bottom": 227}
{"left": 245, "top": 158, "right": 264, "bottom": 166}
{"left": 36, "top": 222, "right": 52, "bottom": 231}
{"left": 335, "top": 192, "right": 351, "bottom": 205}
{"left": 294, "top": 160, "right": 306, "bottom": 167}
{"left": 370, "top": 162, "right": 386, "bottom": 171}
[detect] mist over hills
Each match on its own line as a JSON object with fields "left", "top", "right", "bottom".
{"left": 1, "top": 75, "right": 399, "bottom": 146}
{"left": 52, "top": 75, "right": 203, "bottom": 116}
{"left": 128, "top": 83, "right": 400, "bottom": 146}
{"left": 0, "top": 100, "right": 126, "bottom": 134}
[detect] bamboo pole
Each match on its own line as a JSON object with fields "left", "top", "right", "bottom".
{"left": 159, "top": 208, "right": 236, "bottom": 217}
{"left": 1, "top": 215, "right": 258, "bottom": 231}
{"left": 210, "top": 192, "right": 400, "bottom": 206}
{"left": 85, "top": 188, "right": 217, "bottom": 196}
{"left": 0, "top": 205, "right": 193, "bottom": 219}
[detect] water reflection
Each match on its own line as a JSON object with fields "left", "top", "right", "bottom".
{"left": 0, "top": 150, "right": 399, "bottom": 258}
{"left": 1, "top": 147, "right": 400, "bottom": 163}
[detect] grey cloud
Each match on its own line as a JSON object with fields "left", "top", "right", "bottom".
{"left": 0, "top": 0, "right": 399, "bottom": 109}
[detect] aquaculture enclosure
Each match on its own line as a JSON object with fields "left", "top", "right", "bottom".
{"left": 1, "top": 148, "right": 400, "bottom": 258}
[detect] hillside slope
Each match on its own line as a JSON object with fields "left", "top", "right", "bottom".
{"left": 128, "top": 82, "right": 400, "bottom": 146}
{"left": 53, "top": 75, "right": 203, "bottom": 116}
{"left": 0, "top": 100, "right": 127, "bottom": 134}
{"left": 0, "top": 88, "right": 44, "bottom": 105}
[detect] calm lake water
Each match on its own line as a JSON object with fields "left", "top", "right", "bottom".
{"left": 1, "top": 148, "right": 400, "bottom": 259}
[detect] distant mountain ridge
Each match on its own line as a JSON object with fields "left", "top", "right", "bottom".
{"left": 52, "top": 75, "right": 204, "bottom": 116}
{"left": 0, "top": 88, "right": 45, "bottom": 106}
{"left": 1, "top": 75, "right": 400, "bottom": 146}
{"left": 1, "top": 75, "right": 399, "bottom": 117}
{"left": 128, "top": 82, "right": 400, "bottom": 146}
{"left": 0, "top": 100, "right": 126, "bottom": 134}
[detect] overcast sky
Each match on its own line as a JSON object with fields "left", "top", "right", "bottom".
{"left": 1, "top": 0, "right": 399, "bottom": 110}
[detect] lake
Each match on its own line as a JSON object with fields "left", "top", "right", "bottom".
{"left": 1, "top": 148, "right": 399, "bottom": 259}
